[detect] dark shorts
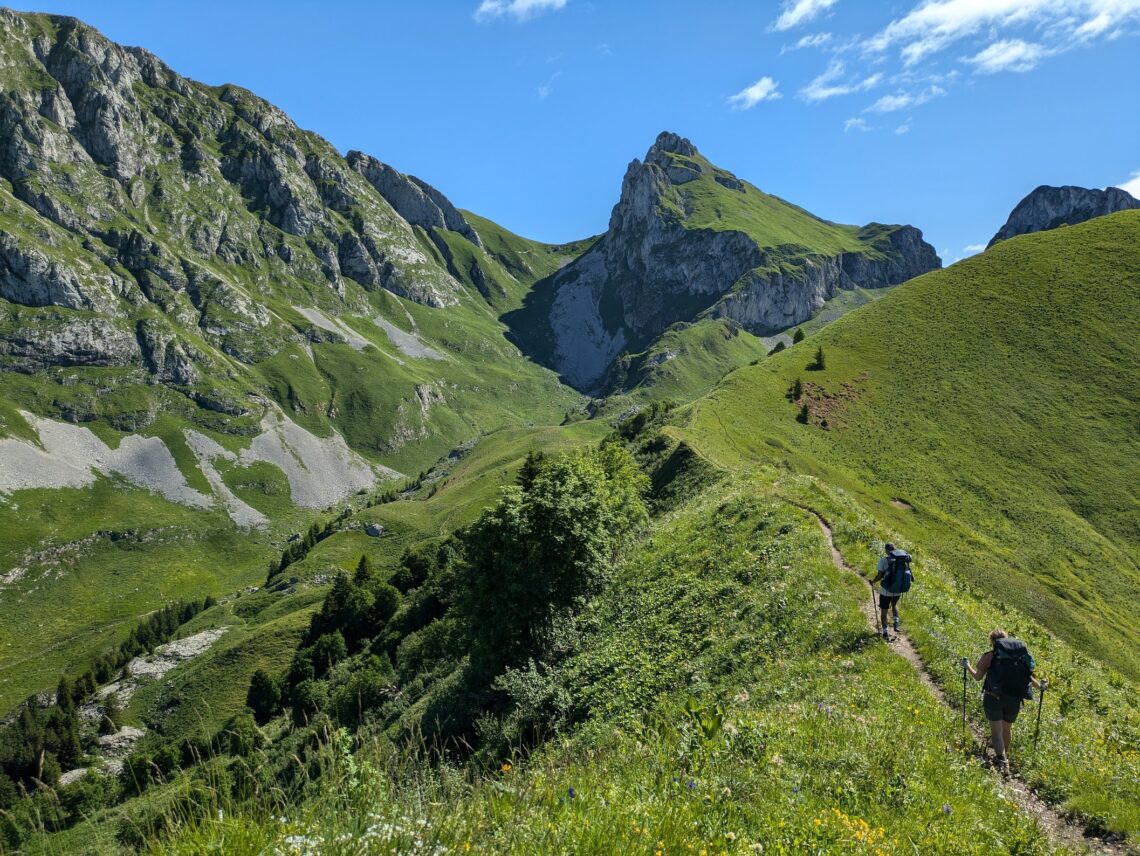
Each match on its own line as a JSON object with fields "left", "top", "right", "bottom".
{"left": 983, "top": 692, "right": 1023, "bottom": 723}
{"left": 879, "top": 593, "right": 901, "bottom": 609}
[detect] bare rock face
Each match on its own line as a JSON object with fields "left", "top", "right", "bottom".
{"left": 348, "top": 152, "right": 483, "bottom": 247}
{"left": 544, "top": 132, "right": 940, "bottom": 391}
{"left": 988, "top": 185, "right": 1140, "bottom": 247}
{"left": 0, "top": 7, "right": 480, "bottom": 387}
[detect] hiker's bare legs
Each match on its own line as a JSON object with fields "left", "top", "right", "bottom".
{"left": 989, "top": 719, "right": 1006, "bottom": 760}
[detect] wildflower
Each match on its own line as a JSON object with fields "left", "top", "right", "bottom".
{"left": 725, "top": 831, "right": 737, "bottom": 841}
{"left": 770, "top": 754, "right": 783, "bottom": 766}
{"left": 687, "top": 779, "right": 698, "bottom": 789}
{"left": 500, "top": 762, "right": 512, "bottom": 773}
{"left": 721, "top": 786, "right": 732, "bottom": 797}
{"left": 942, "top": 804, "right": 952, "bottom": 815}
{"left": 568, "top": 786, "right": 577, "bottom": 799}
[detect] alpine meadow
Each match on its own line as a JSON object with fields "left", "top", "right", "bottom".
{"left": 0, "top": 4, "right": 1137, "bottom": 856}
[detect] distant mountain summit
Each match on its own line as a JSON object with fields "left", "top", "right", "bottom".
{"left": 509, "top": 131, "right": 940, "bottom": 391}
{"left": 988, "top": 185, "right": 1139, "bottom": 247}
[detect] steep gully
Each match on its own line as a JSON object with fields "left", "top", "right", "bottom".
{"left": 805, "top": 509, "right": 1130, "bottom": 856}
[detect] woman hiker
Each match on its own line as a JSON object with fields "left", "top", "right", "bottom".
{"left": 963, "top": 629, "right": 1047, "bottom": 775}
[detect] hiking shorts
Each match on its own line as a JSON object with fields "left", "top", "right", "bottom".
{"left": 983, "top": 692, "right": 1023, "bottom": 723}
{"left": 879, "top": 593, "right": 901, "bottom": 609}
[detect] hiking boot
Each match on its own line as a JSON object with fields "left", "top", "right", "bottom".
{"left": 892, "top": 617, "right": 900, "bottom": 632}
{"left": 881, "top": 628, "right": 890, "bottom": 640}
{"left": 995, "top": 756, "right": 1010, "bottom": 776}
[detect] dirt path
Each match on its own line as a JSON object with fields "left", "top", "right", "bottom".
{"left": 808, "top": 510, "right": 1130, "bottom": 856}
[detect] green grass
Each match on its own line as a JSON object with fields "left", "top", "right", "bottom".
{"left": 678, "top": 210, "right": 1140, "bottom": 679}
{"left": 659, "top": 151, "right": 878, "bottom": 257}
{"left": 0, "top": 479, "right": 276, "bottom": 710}
{"left": 775, "top": 472, "right": 1140, "bottom": 842}
{"left": 143, "top": 477, "right": 1058, "bottom": 855}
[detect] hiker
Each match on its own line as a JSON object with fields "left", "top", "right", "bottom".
{"left": 962, "top": 629, "right": 1047, "bottom": 774}
{"left": 870, "top": 542, "right": 912, "bottom": 639}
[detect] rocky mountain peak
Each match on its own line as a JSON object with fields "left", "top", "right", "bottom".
{"left": 988, "top": 184, "right": 1139, "bottom": 247}
{"left": 647, "top": 130, "right": 699, "bottom": 159}
{"left": 539, "top": 132, "right": 940, "bottom": 391}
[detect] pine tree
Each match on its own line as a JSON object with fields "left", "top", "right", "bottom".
{"left": 246, "top": 669, "right": 282, "bottom": 725}
{"left": 768, "top": 341, "right": 786, "bottom": 356}
{"left": 353, "top": 554, "right": 374, "bottom": 585}
{"left": 808, "top": 346, "right": 826, "bottom": 371}
{"left": 797, "top": 403, "right": 810, "bottom": 424}
{"left": 792, "top": 328, "right": 805, "bottom": 344}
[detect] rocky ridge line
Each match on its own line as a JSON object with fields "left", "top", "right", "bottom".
{"left": 988, "top": 185, "right": 1139, "bottom": 247}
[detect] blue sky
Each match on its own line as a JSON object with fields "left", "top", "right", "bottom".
{"left": 18, "top": 0, "right": 1140, "bottom": 261}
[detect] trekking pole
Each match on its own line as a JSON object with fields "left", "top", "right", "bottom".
{"left": 961, "top": 661, "right": 967, "bottom": 735}
{"left": 1033, "top": 683, "right": 1046, "bottom": 752}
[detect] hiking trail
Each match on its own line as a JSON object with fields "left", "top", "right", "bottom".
{"left": 807, "top": 509, "right": 1131, "bottom": 856}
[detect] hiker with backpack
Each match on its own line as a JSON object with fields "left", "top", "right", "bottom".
{"left": 870, "top": 542, "right": 912, "bottom": 639}
{"left": 962, "top": 629, "right": 1047, "bottom": 775}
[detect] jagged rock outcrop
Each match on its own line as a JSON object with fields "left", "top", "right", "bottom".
{"left": 988, "top": 185, "right": 1139, "bottom": 247}
{"left": 348, "top": 152, "right": 483, "bottom": 247}
{"left": 544, "top": 132, "right": 940, "bottom": 390}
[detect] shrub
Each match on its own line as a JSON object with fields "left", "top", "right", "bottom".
{"left": 768, "top": 341, "right": 786, "bottom": 356}
{"left": 793, "top": 327, "right": 805, "bottom": 343}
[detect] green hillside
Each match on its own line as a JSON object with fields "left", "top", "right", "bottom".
{"left": 656, "top": 149, "right": 880, "bottom": 256}
{"left": 677, "top": 210, "right": 1140, "bottom": 679}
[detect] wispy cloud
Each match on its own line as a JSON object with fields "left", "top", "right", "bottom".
{"left": 865, "top": 0, "right": 1140, "bottom": 66}
{"left": 728, "top": 76, "right": 782, "bottom": 109}
{"left": 963, "top": 243, "right": 986, "bottom": 253}
{"left": 781, "top": 31, "right": 833, "bottom": 53}
{"left": 474, "top": 0, "right": 567, "bottom": 22}
{"left": 773, "top": 0, "right": 838, "bottom": 31}
{"left": 801, "top": 60, "right": 882, "bottom": 101}
{"left": 844, "top": 117, "right": 870, "bottom": 132}
{"left": 895, "top": 122, "right": 911, "bottom": 134}
{"left": 1116, "top": 170, "right": 1140, "bottom": 198}
{"left": 866, "top": 85, "right": 945, "bottom": 112}
{"left": 965, "top": 38, "right": 1047, "bottom": 73}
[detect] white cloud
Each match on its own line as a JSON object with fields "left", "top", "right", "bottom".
{"left": 895, "top": 122, "right": 911, "bottom": 134}
{"left": 728, "top": 76, "right": 783, "bottom": 109}
{"left": 782, "top": 32, "right": 834, "bottom": 53}
{"left": 965, "top": 38, "right": 1047, "bottom": 72}
{"left": 866, "top": 85, "right": 945, "bottom": 112}
{"left": 536, "top": 84, "right": 552, "bottom": 98}
{"left": 1115, "top": 170, "right": 1140, "bottom": 198}
{"left": 773, "top": 0, "right": 839, "bottom": 31}
{"left": 963, "top": 243, "right": 986, "bottom": 253}
{"left": 474, "top": 0, "right": 567, "bottom": 22}
{"left": 844, "top": 117, "right": 870, "bottom": 132}
{"left": 801, "top": 61, "right": 883, "bottom": 101}
{"left": 865, "top": 0, "right": 1140, "bottom": 66}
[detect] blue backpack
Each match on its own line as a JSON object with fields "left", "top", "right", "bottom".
{"left": 885, "top": 549, "right": 913, "bottom": 593}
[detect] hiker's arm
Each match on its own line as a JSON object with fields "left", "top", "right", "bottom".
{"left": 963, "top": 651, "right": 991, "bottom": 681}
{"left": 1031, "top": 674, "right": 1048, "bottom": 690}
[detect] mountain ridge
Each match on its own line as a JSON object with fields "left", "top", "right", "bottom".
{"left": 988, "top": 183, "right": 1139, "bottom": 247}
{"left": 506, "top": 131, "right": 940, "bottom": 391}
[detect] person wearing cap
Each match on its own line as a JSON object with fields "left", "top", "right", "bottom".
{"left": 871, "top": 542, "right": 905, "bottom": 639}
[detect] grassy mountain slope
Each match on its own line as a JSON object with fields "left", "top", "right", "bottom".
{"left": 676, "top": 210, "right": 1140, "bottom": 679}
{"left": 656, "top": 149, "right": 882, "bottom": 257}
{"left": 115, "top": 475, "right": 1063, "bottom": 855}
